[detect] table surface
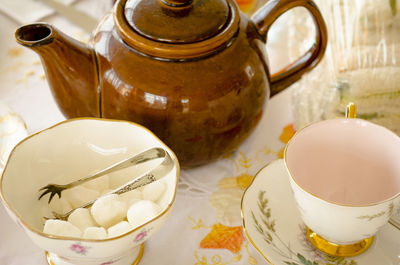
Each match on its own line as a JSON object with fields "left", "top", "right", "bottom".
{"left": 0, "top": 1, "right": 297, "bottom": 264}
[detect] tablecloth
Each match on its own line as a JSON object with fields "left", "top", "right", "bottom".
{"left": 0, "top": 0, "right": 76, "bottom": 25}
{"left": 0, "top": 1, "right": 298, "bottom": 264}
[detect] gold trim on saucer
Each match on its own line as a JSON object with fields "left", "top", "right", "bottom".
{"left": 241, "top": 160, "right": 278, "bottom": 265}
{"left": 45, "top": 252, "right": 54, "bottom": 265}
{"left": 45, "top": 243, "right": 145, "bottom": 265}
{"left": 132, "top": 243, "right": 145, "bottom": 265}
{"left": 306, "top": 227, "right": 373, "bottom": 257}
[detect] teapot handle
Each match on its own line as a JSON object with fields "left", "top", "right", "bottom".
{"left": 251, "top": 0, "right": 327, "bottom": 96}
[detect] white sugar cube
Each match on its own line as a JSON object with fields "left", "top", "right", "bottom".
{"left": 82, "top": 175, "right": 109, "bottom": 193}
{"left": 83, "top": 227, "right": 107, "bottom": 239}
{"left": 63, "top": 186, "right": 100, "bottom": 208}
{"left": 91, "top": 194, "right": 127, "bottom": 228}
{"left": 43, "top": 219, "right": 81, "bottom": 238}
{"left": 142, "top": 181, "right": 166, "bottom": 202}
{"left": 49, "top": 197, "right": 73, "bottom": 214}
{"left": 108, "top": 221, "right": 132, "bottom": 238}
{"left": 119, "top": 189, "right": 142, "bottom": 205}
{"left": 127, "top": 200, "right": 161, "bottom": 228}
{"left": 68, "top": 208, "right": 97, "bottom": 231}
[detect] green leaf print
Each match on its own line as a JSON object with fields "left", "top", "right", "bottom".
{"left": 285, "top": 262, "right": 299, "bottom": 265}
{"left": 325, "top": 255, "right": 358, "bottom": 265}
{"left": 252, "top": 190, "right": 358, "bottom": 265}
{"left": 297, "top": 253, "right": 319, "bottom": 265}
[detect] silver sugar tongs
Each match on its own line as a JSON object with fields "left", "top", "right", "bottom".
{"left": 38, "top": 147, "right": 174, "bottom": 220}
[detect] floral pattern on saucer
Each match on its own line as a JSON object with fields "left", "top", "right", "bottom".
{"left": 242, "top": 159, "right": 400, "bottom": 265}
{"left": 251, "top": 190, "right": 357, "bottom": 265}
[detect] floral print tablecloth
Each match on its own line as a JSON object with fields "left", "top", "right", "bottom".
{"left": 151, "top": 92, "right": 294, "bottom": 265}
{"left": 0, "top": 0, "right": 297, "bottom": 263}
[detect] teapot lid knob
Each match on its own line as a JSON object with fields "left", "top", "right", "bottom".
{"left": 159, "top": 0, "right": 194, "bottom": 8}
{"left": 123, "top": 0, "right": 230, "bottom": 44}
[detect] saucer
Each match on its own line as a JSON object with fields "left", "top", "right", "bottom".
{"left": 241, "top": 159, "right": 400, "bottom": 265}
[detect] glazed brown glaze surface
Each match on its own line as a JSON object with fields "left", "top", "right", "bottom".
{"left": 94, "top": 13, "right": 268, "bottom": 167}
{"left": 15, "top": 0, "right": 327, "bottom": 167}
{"left": 15, "top": 24, "right": 100, "bottom": 118}
{"left": 124, "top": 0, "right": 229, "bottom": 43}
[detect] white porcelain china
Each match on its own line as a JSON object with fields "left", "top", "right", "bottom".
{"left": 242, "top": 159, "right": 400, "bottom": 265}
{"left": 0, "top": 118, "right": 180, "bottom": 265}
{"left": 285, "top": 118, "right": 400, "bottom": 256}
{"left": 0, "top": 101, "right": 28, "bottom": 170}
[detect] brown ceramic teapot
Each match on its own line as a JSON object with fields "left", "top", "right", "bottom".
{"left": 15, "top": 0, "right": 327, "bottom": 167}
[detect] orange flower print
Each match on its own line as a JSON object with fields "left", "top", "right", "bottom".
{"left": 277, "top": 124, "right": 296, "bottom": 158}
{"left": 279, "top": 124, "right": 296, "bottom": 144}
{"left": 200, "top": 223, "right": 245, "bottom": 253}
{"left": 235, "top": 0, "right": 256, "bottom": 13}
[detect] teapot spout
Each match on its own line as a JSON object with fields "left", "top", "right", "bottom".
{"left": 15, "top": 23, "right": 100, "bottom": 118}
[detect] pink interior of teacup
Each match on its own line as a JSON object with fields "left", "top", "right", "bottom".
{"left": 285, "top": 118, "right": 400, "bottom": 206}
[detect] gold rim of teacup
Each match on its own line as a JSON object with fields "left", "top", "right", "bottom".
{"left": 283, "top": 116, "right": 400, "bottom": 208}
{"left": 0, "top": 117, "right": 180, "bottom": 242}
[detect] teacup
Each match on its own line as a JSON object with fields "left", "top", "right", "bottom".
{"left": 285, "top": 105, "right": 400, "bottom": 257}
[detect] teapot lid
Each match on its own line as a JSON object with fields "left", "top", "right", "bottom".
{"left": 114, "top": 0, "right": 240, "bottom": 60}
{"left": 124, "top": 0, "right": 230, "bottom": 43}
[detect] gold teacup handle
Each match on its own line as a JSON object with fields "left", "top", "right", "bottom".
{"left": 346, "top": 102, "right": 357, "bottom": 119}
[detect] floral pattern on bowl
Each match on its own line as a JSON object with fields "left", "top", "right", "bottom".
{"left": 133, "top": 227, "right": 152, "bottom": 244}
{"left": 0, "top": 118, "right": 180, "bottom": 265}
{"left": 241, "top": 159, "right": 400, "bottom": 265}
{"left": 69, "top": 242, "right": 90, "bottom": 256}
